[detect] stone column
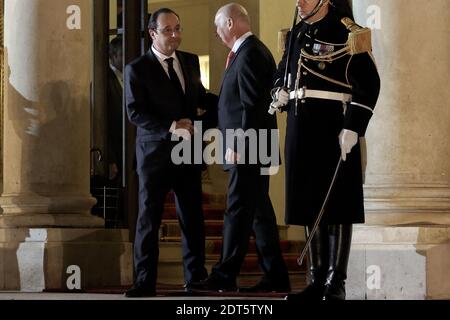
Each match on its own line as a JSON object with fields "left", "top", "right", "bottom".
{"left": 354, "top": 0, "right": 450, "bottom": 226}
{"left": 0, "top": 0, "right": 132, "bottom": 291}
{"left": 1, "top": 0, "right": 102, "bottom": 227}
{"left": 347, "top": 0, "right": 450, "bottom": 299}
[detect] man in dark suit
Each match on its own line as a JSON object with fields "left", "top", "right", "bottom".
{"left": 107, "top": 36, "right": 124, "bottom": 184}
{"left": 124, "top": 8, "right": 216, "bottom": 297}
{"left": 190, "top": 3, "right": 290, "bottom": 293}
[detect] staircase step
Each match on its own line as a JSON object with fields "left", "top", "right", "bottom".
{"left": 157, "top": 255, "right": 306, "bottom": 288}
{"left": 162, "top": 205, "right": 225, "bottom": 220}
{"left": 161, "top": 220, "right": 289, "bottom": 240}
{"left": 160, "top": 237, "right": 300, "bottom": 255}
{"left": 204, "top": 239, "right": 302, "bottom": 255}
{"left": 159, "top": 242, "right": 305, "bottom": 272}
{"left": 158, "top": 192, "right": 305, "bottom": 288}
{"left": 163, "top": 192, "right": 227, "bottom": 207}
{"left": 237, "top": 254, "right": 305, "bottom": 274}
{"left": 161, "top": 220, "right": 224, "bottom": 238}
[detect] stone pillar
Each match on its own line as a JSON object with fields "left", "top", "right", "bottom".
{"left": 0, "top": 0, "right": 132, "bottom": 291}
{"left": 1, "top": 0, "right": 102, "bottom": 227}
{"left": 346, "top": 0, "right": 450, "bottom": 299}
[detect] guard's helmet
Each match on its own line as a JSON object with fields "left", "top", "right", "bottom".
{"left": 330, "top": 0, "right": 354, "bottom": 20}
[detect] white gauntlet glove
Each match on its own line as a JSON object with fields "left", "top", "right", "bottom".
{"left": 339, "top": 129, "right": 358, "bottom": 161}
{"left": 268, "top": 88, "right": 289, "bottom": 115}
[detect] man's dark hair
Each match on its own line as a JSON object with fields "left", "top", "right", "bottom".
{"left": 148, "top": 8, "right": 180, "bottom": 30}
{"left": 109, "top": 36, "right": 123, "bottom": 60}
{"left": 330, "top": 0, "right": 354, "bottom": 20}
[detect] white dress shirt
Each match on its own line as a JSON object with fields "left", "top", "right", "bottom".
{"left": 151, "top": 46, "right": 186, "bottom": 93}
{"left": 231, "top": 31, "right": 253, "bottom": 54}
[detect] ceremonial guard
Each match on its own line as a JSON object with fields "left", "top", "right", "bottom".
{"left": 270, "top": 0, "right": 381, "bottom": 300}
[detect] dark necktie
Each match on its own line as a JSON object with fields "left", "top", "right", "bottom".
{"left": 225, "top": 51, "right": 235, "bottom": 69}
{"left": 165, "top": 57, "right": 184, "bottom": 96}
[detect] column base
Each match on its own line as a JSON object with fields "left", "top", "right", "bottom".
{"left": 0, "top": 228, "right": 133, "bottom": 291}
{"left": 0, "top": 213, "right": 105, "bottom": 228}
{"left": 0, "top": 194, "right": 97, "bottom": 216}
{"left": 347, "top": 225, "right": 450, "bottom": 300}
{"left": 364, "top": 185, "right": 450, "bottom": 225}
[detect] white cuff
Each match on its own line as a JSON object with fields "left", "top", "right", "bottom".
{"left": 351, "top": 102, "right": 373, "bottom": 114}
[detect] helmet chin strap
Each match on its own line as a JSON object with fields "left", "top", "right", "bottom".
{"left": 301, "top": 0, "right": 329, "bottom": 21}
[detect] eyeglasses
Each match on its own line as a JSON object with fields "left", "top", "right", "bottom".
{"left": 155, "top": 27, "right": 183, "bottom": 36}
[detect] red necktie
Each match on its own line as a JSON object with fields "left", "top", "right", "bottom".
{"left": 225, "top": 51, "right": 235, "bottom": 69}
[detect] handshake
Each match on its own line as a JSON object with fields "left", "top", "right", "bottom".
{"left": 268, "top": 87, "right": 290, "bottom": 115}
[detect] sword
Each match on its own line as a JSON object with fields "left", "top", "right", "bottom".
{"left": 282, "top": 6, "right": 299, "bottom": 89}
{"left": 268, "top": 5, "right": 299, "bottom": 116}
{"left": 297, "top": 156, "right": 343, "bottom": 266}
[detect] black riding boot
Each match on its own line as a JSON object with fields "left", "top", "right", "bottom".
{"left": 322, "top": 224, "right": 352, "bottom": 301}
{"left": 286, "top": 225, "right": 328, "bottom": 301}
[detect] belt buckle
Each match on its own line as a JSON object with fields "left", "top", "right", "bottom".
{"left": 297, "top": 87, "right": 306, "bottom": 99}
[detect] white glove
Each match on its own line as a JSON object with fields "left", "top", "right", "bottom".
{"left": 339, "top": 129, "right": 358, "bottom": 161}
{"left": 276, "top": 88, "right": 289, "bottom": 105}
{"left": 268, "top": 88, "right": 289, "bottom": 115}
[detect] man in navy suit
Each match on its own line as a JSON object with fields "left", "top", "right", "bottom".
{"left": 124, "top": 8, "right": 216, "bottom": 297}
{"left": 190, "top": 3, "right": 290, "bottom": 293}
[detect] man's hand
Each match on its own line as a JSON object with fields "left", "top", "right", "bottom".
{"left": 268, "top": 88, "right": 289, "bottom": 115}
{"left": 225, "top": 148, "right": 241, "bottom": 164}
{"left": 172, "top": 118, "right": 195, "bottom": 141}
{"left": 339, "top": 129, "right": 358, "bottom": 161}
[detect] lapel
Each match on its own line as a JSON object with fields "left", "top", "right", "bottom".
{"left": 176, "top": 51, "right": 191, "bottom": 99}
{"left": 146, "top": 49, "right": 170, "bottom": 83}
{"left": 219, "top": 35, "right": 255, "bottom": 95}
{"left": 146, "top": 49, "right": 188, "bottom": 102}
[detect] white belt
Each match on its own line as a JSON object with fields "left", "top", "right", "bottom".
{"left": 289, "top": 88, "right": 352, "bottom": 103}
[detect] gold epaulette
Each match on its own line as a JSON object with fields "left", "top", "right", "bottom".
{"left": 341, "top": 17, "right": 372, "bottom": 55}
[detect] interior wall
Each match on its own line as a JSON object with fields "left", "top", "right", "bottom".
{"left": 148, "top": 0, "right": 210, "bottom": 57}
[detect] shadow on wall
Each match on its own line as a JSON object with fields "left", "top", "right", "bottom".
{"left": 4, "top": 45, "right": 93, "bottom": 214}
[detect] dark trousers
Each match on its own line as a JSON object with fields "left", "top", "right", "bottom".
{"left": 134, "top": 161, "right": 207, "bottom": 289}
{"left": 212, "top": 165, "right": 289, "bottom": 282}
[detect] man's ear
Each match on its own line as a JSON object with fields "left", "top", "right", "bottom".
{"left": 149, "top": 30, "right": 156, "bottom": 41}
{"left": 227, "top": 18, "right": 233, "bottom": 30}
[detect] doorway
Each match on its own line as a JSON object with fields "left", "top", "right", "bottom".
{"left": 90, "top": 0, "right": 149, "bottom": 236}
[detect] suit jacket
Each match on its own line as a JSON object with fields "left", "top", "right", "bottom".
{"left": 107, "top": 66, "right": 123, "bottom": 168}
{"left": 218, "top": 35, "right": 278, "bottom": 170}
{"left": 125, "top": 49, "right": 217, "bottom": 169}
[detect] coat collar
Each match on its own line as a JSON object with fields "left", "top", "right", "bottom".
{"left": 224, "top": 35, "right": 256, "bottom": 73}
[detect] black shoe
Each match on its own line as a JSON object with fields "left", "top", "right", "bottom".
{"left": 285, "top": 283, "right": 324, "bottom": 302}
{"left": 124, "top": 284, "right": 156, "bottom": 298}
{"left": 184, "top": 273, "right": 209, "bottom": 292}
{"left": 239, "top": 279, "right": 291, "bottom": 293}
{"left": 322, "top": 280, "right": 346, "bottom": 300}
{"left": 187, "top": 275, "right": 237, "bottom": 292}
